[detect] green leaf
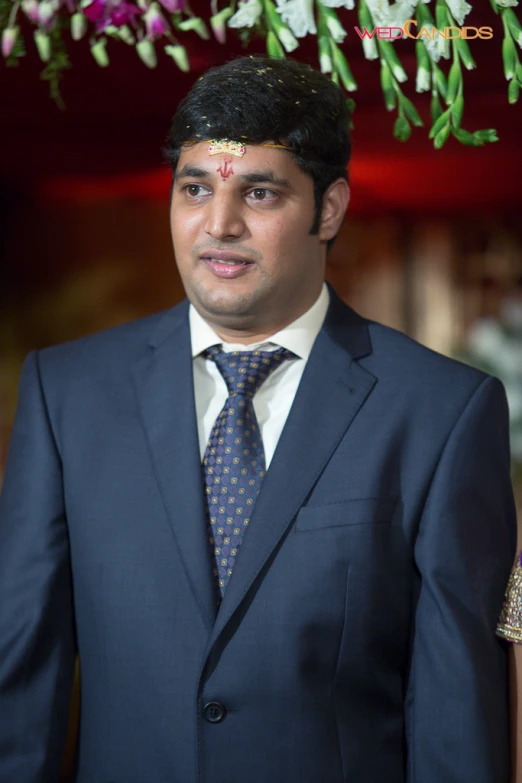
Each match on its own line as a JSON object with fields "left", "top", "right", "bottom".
{"left": 454, "top": 37, "right": 476, "bottom": 70}
{"left": 505, "top": 8, "right": 522, "bottom": 47}
{"left": 435, "top": 0, "right": 449, "bottom": 32}
{"left": 266, "top": 29, "right": 284, "bottom": 58}
{"left": 379, "top": 39, "right": 407, "bottom": 83}
{"left": 503, "top": 34, "right": 517, "bottom": 80}
{"left": 401, "top": 95, "right": 423, "bottom": 127}
{"left": 435, "top": 0, "right": 450, "bottom": 58}
{"left": 433, "top": 65, "right": 448, "bottom": 101}
{"left": 453, "top": 127, "right": 482, "bottom": 145}
{"left": 415, "top": 39, "right": 430, "bottom": 71}
{"left": 508, "top": 77, "right": 520, "bottom": 103}
{"left": 415, "top": 2, "right": 435, "bottom": 28}
{"left": 318, "top": 34, "right": 333, "bottom": 74}
{"left": 331, "top": 41, "right": 358, "bottom": 91}
{"left": 357, "top": 0, "right": 374, "bottom": 31}
{"left": 434, "top": 124, "right": 451, "bottom": 149}
{"left": 516, "top": 62, "right": 522, "bottom": 82}
{"left": 450, "top": 93, "right": 464, "bottom": 128}
{"left": 393, "top": 116, "right": 412, "bottom": 142}
{"left": 428, "top": 107, "right": 451, "bottom": 139}
{"left": 380, "top": 61, "right": 396, "bottom": 110}
{"left": 431, "top": 90, "right": 443, "bottom": 123}
{"left": 447, "top": 58, "right": 461, "bottom": 104}
{"left": 474, "top": 128, "right": 499, "bottom": 143}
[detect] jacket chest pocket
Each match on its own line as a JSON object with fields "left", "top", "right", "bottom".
{"left": 293, "top": 496, "right": 398, "bottom": 533}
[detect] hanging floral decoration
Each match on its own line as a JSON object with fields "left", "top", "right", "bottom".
{"left": 1, "top": 0, "right": 521, "bottom": 146}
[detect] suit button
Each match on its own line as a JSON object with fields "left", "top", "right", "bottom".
{"left": 203, "top": 701, "right": 227, "bottom": 723}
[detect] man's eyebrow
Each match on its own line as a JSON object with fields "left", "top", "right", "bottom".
{"left": 174, "top": 165, "right": 209, "bottom": 181}
{"left": 238, "top": 170, "right": 292, "bottom": 188}
{"left": 174, "top": 164, "right": 292, "bottom": 189}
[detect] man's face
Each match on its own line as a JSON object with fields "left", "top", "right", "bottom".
{"left": 170, "top": 141, "right": 328, "bottom": 336}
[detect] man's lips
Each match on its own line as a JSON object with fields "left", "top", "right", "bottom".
{"left": 199, "top": 250, "right": 256, "bottom": 279}
{"left": 199, "top": 249, "right": 255, "bottom": 264}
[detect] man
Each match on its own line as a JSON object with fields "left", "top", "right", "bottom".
{"left": 0, "top": 56, "right": 516, "bottom": 783}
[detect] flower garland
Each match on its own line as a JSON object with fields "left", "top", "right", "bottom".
{"left": 1, "top": 0, "right": 521, "bottom": 145}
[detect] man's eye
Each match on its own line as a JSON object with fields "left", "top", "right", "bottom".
{"left": 249, "top": 188, "right": 276, "bottom": 201}
{"left": 184, "top": 184, "right": 207, "bottom": 197}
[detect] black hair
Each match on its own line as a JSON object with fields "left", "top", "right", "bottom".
{"left": 164, "top": 55, "right": 351, "bottom": 245}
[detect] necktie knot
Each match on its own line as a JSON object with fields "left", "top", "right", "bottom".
{"left": 205, "top": 345, "right": 295, "bottom": 398}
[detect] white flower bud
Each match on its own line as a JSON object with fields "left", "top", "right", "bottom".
{"left": 71, "top": 12, "right": 87, "bottom": 40}
{"left": 136, "top": 39, "right": 157, "bottom": 67}
{"left": 91, "top": 38, "right": 109, "bottom": 66}
{"left": 34, "top": 29, "right": 51, "bottom": 62}
{"left": 164, "top": 44, "right": 189, "bottom": 71}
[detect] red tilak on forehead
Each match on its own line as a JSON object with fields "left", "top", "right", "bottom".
{"left": 217, "top": 155, "right": 234, "bottom": 181}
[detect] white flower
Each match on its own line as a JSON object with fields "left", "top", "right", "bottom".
{"left": 361, "top": 35, "right": 378, "bottom": 59}
{"left": 416, "top": 64, "right": 430, "bottom": 91}
{"left": 326, "top": 14, "right": 347, "bottom": 42}
{"left": 495, "top": 0, "right": 518, "bottom": 6}
{"left": 319, "top": 50, "right": 332, "bottom": 71}
{"left": 445, "top": 0, "right": 472, "bottom": 25}
{"left": 228, "top": 0, "right": 263, "bottom": 28}
{"left": 276, "top": 0, "right": 316, "bottom": 37}
{"left": 422, "top": 37, "right": 443, "bottom": 63}
{"left": 365, "top": 0, "right": 418, "bottom": 28}
{"left": 277, "top": 26, "right": 299, "bottom": 51}
{"left": 321, "top": 0, "right": 354, "bottom": 9}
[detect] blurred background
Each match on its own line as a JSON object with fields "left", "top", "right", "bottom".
{"left": 1, "top": 0, "right": 522, "bottom": 775}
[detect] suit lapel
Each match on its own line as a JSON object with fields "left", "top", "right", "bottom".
{"left": 206, "top": 288, "right": 377, "bottom": 649}
{"left": 131, "top": 302, "right": 217, "bottom": 630}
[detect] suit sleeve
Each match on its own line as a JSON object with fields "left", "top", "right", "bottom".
{"left": 407, "top": 375, "right": 517, "bottom": 783}
{"left": 0, "top": 351, "right": 76, "bottom": 783}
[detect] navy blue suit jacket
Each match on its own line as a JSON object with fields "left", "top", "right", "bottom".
{"left": 0, "top": 285, "right": 516, "bottom": 782}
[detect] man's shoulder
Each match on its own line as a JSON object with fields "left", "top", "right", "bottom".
{"left": 363, "top": 317, "right": 490, "bottom": 393}
{"left": 38, "top": 304, "right": 182, "bottom": 370}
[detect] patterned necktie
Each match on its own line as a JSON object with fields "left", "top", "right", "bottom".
{"left": 202, "top": 345, "right": 295, "bottom": 598}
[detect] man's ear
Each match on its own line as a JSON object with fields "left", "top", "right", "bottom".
{"left": 318, "top": 178, "right": 350, "bottom": 242}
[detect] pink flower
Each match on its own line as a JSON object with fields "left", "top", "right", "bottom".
{"left": 157, "top": 0, "right": 185, "bottom": 11}
{"left": 2, "top": 26, "right": 18, "bottom": 58}
{"left": 82, "top": 0, "right": 105, "bottom": 23}
{"left": 83, "top": 0, "right": 141, "bottom": 31}
{"left": 21, "top": 0, "right": 40, "bottom": 22}
{"left": 110, "top": 1, "right": 140, "bottom": 26}
{"left": 37, "top": 0, "right": 58, "bottom": 29}
{"left": 143, "top": 2, "right": 168, "bottom": 39}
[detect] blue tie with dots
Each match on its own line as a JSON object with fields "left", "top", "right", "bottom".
{"left": 202, "top": 345, "right": 296, "bottom": 598}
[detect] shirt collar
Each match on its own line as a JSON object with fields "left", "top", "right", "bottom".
{"left": 189, "top": 282, "right": 330, "bottom": 360}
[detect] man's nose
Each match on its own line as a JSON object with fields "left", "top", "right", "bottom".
{"left": 204, "top": 193, "right": 246, "bottom": 241}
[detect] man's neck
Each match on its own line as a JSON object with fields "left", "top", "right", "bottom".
{"left": 196, "top": 285, "right": 326, "bottom": 346}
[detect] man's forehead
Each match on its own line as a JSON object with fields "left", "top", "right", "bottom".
{"left": 176, "top": 141, "right": 299, "bottom": 179}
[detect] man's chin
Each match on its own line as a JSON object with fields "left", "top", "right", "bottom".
{"left": 191, "top": 287, "right": 267, "bottom": 324}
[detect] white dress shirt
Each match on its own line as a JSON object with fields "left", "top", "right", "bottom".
{"left": 190, "top": 283, "right": 330, "bottom": 468}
